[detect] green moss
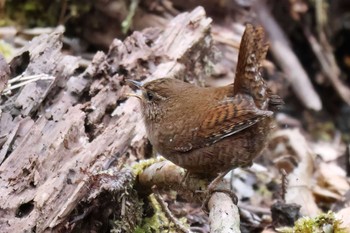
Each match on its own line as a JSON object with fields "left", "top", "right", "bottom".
{"left": 133, "top": 194, "right": 188, "bottom": 233}
{"left": 203, "top": 55, "right": 215, "bottom": 76}
{"left": 133, "top": 194, "right": 166, "bottom": 233}
{"left": 2, "top": 0, "right": 91, "bottom": 27}
{"left": 131, "top": 157, "right": 164, "bottom": 176}
{"left": 277, "top": 211, "right": 347, "bottom": 233}
{"left": 111, "top": 189, "right": 144, "bottom": 233}
{"left": 0, "top": 40, "right": 14, "bottom": 60}
{"left": 121, "top": 0, "right": 139, "bottom": 34}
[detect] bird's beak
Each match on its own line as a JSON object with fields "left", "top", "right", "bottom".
{"left": 126, "top": 80, "right": 143, "bottom": 89}
{"left": 126, "top": 93, "right": 142, "bottom": 100}
{"left": 126, "top": 80, "right": 143, "bottom": 100}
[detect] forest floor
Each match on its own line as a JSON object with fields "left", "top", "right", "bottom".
{"left": 0, "top": 1, "right": 350, "bottom": 232}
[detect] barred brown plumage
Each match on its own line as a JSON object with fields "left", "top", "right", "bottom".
{"left": 128, "top": 24, "right": 283, "bottom": 178}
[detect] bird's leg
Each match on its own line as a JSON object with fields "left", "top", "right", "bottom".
{"left": 202, "top": 169, "right": 238, "bottom": 213}
{"left": 207, "top": 170, "right": 230, "bottom": 190}
{"left": 180, "top": 170, "right": 190, "bottom": 184}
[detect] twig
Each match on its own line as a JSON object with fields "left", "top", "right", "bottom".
{"left": 238, "top": 203, "right": 270, "bottom": 215}
{"left": 302, "top": 26, "right": 350, "bottom": 105}
{"left": 2, "top": 74, "right": 55, "bottom": 95}
{"left": 138, "top": 160, "right": 241, "bottom": 233}
{"left": 122, "top": 0, "right": 140, "bottom": 34}
{"left": 212, "top": 33, "right": 240, "bottom": 49}
{"left": 280, "top": 168, "right": 288, "bottom": 202}
{"left": 152, "top": 187, "right": 190, "bottom": 233}
{"left": 8, "top": 74, "right": 53, "bottom": 84}
{"left": 239, "top": 208, "right": 261, "bottom": 228}
{"left": 346, "top": 144, "right": 350, "bottom": 177}
{"left": 0, "top": 123, "right": 20, "bottom": 164}
{"left": 58, "top": 0, "right": 68, "bottom": 25}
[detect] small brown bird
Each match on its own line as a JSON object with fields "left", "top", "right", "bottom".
{"left": 129, "top": 24, "right": 283, "bottom": 178}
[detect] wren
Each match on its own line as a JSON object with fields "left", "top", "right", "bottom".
{"left": 128, "top": 24, "right": 283, "bottom": 178}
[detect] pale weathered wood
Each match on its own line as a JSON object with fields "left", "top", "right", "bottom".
{"left": 0, "top": 6, "right": 235, "bottom": 233}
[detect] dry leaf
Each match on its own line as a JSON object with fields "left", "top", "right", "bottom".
{"left": 271, "top": 129, "right": 320, "bottom": 216}
{"left": 312, "top": 141, "right": 343, "bottom": 162}
{"left": 317, "top": 162, "right": 350, "bottom": 196}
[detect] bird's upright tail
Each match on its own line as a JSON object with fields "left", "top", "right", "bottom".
{"left": 234, "top": 24, "right": 283, "bottom": 111}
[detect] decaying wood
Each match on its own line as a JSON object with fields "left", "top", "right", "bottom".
{"left": 138, "top": 160, "right": 206, "bottom": 198}
{"left": 0, "top": 6, "right": 239, "bottom": 232}
{"left": 209, "top": 192, "right": 240, "bottom": 233}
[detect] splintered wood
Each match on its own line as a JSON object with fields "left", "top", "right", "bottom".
{"left": 0, "top": 7, "right": 214, "bottom": 232}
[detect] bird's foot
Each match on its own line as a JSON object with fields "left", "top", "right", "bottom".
{"left": 202, "top": 188, "right": 238, "bottom": 214}
{"left": 180, "top": 170, "right": 190, "bottom": 185}
{"left": 201, "top": 170, "right": 238, "bottom": 213}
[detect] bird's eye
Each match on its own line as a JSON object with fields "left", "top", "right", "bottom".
{"left": 146, "top": 91, "right": 154, "bottom": 101}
